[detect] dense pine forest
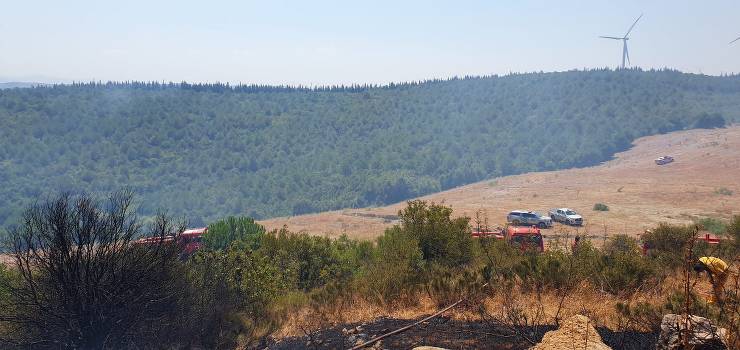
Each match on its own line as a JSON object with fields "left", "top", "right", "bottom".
{"left": 0, "top": 69, "right": 737, "bottom": 228}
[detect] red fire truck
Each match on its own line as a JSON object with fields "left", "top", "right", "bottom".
{"left": 641, "top": 231, "right": 721, "bottom": 256}
{"left": 133, "top": 227, "right": 207, "bottom": 258}
{"left": 472, "top": 225, "right": 544, "bottom": 253}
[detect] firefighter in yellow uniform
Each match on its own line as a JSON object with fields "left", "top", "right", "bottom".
{"left": 694, "top": 257, "right": 729, "bottom": 304}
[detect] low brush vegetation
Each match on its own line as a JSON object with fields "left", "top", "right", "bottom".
{"left": 696, "top": 217, "right": 728, "bottom": 235}
{"left": 593, "top": 203, "right": 610, "bottom": 211}
{"left": 715, "top": 187, "right": 734, "bottom": 196}
{"left": 0, "top": 193, "right": 738, "bottom": 348}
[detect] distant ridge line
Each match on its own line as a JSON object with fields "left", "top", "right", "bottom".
{"left": 14, "top": 67, "right": 738, "bottom": 94}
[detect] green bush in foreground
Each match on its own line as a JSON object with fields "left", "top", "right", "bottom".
{"left": 398, "top": 200, "right": 473, "bottom": 267}
{"left": 205, "top": 216, "right": 266, "bottom": 250}
{"left": 363, "top": 226, "right": 424, "bottom": 304}
{"left": 641, "top": 223, "right": 696, "bottom": 268}
{"left": 4, "top": 194, "right": 737, "bottom": 348}
{"left": 604, "top": 234, "right": 641, "bottom": 257}
{"left": 599, "top": 249, "right": 654, "bottom": 295}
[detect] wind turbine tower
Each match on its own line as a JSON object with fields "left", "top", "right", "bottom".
{"left": 600, "top": 14, "right": 643, "bottom": 69}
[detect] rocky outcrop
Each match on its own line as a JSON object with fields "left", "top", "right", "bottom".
{"left": 656, "top": 314, "right": 727, "bottom": 350}
{"left": 530, "top": 315, "right": 611, "bottom": 350}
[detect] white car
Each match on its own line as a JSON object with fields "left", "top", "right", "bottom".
{"left": 548, "top": 208, "right": 583, "bottom": 226}
{"left": 655, "top": 156, "right": 674, "bottom": 165}
{"left": 506, "top": 210, "right": 552, "bottom": 228}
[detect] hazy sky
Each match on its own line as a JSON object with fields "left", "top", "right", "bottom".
{"left": 1, "top": 0, "right": 739, "bottom": 85}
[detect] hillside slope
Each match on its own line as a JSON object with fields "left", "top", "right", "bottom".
{"left": 1, "top": 69, "right": 739, "bottom": 228}
{"left": 261, "top": 126, "right": 740, "bottom": 240}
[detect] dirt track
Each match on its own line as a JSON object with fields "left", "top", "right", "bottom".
{"left": 261, "top": 126, "right": 740, "bottom": 241}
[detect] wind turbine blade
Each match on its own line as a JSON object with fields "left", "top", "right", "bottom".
{"left": 730, "top": 36, "right": 740, "bottom": 45}
{"left": 599, "top": 36, "right": 623, "bottom": 40}
{"left": 624, "top": 14, "right": 643, "bottom": 38}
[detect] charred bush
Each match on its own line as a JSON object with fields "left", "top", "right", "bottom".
{"left": 0, "top": 191, "right": 193, "bottom": 349}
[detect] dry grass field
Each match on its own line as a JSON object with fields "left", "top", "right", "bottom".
{"left": 261, "top": 126, "right": 740, "bottom": 242}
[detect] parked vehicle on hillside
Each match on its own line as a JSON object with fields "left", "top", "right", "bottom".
{"left": 548, "top": 208, "right": 583, "bottom": 226}
{"left": 506, "top": 210, "right": 552, "bottom": 228}
{"left": 470, "top": 228, "right": 504, "bottom": 239}
{"left": 471, "top": 225, "right": 544, "bottom": 253}
{"left": 654, "top": 155, "right": 674, "bottom": 165}
{"left": 507, "top": 225, "right": 545, "bottom": 252}
{"left": 133, "top": 227, "right": 207, "bottom": 259}
{"left": 641, "top": 230, "right": 720, "bottom": 256}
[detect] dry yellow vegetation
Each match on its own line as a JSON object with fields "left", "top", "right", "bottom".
{"left": 262, "top": 126, "right": 740, "bottom": 242}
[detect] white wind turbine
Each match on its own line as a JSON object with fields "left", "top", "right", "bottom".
{"left": 600, "top": 14, "right": 643, "bottom": 69}
{"left": 730, "top": 36, "right": 740, "bottom": 45}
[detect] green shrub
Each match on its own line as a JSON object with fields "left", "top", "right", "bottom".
{"left": 696, "top": 217, "right": 727, "bottom": 235}
{"left": 571, "top": 239, "right": 603, "bottom": 280}
{"left": 598, "top": 250, "right": 654, "bottom": 295}
{"left": 229, "top": 252, "right": 287, "bottom": 315}
{"left": 258, "top": 229, "right": 352, "bottom": 292}
{"left": 642, "top": 223, "right": 696, "bottom": 268}
{"left": 593, "top": 203, "right": 609, "bottom": 211}
{"left": 729, "top": 215, "right": 740, "bottom": 238}
{"left": 510, "top": 250, "right": 566, "bottom": 292}
{"left": 728, "top": 215, "right": 740, "bottom": 253}
{"left": 604, "top": 234, "right": 640, "bottom": 257}
{"left": 715, "top": 187, "right": 733, "bottom": 196}
{"left": 425, "top": 267, "right": 486, "bottom": 307}
{"left": 476, "top": 236, "right": 520, "bottom": 284}
{"left": 362, "top": 226, "right": 424, "bottom": 304}
{"left": 397, "top": 200, "right": 473, "bottom": 267}
{"left": 205, "top": 216, "right": 266, "bottom": 250}
{"left": 533, "top": 251, "right": 571, "bottom": 290}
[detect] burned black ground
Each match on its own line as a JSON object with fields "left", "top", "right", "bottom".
{"left": 266, "top": 315, "right": 659, "bottom": 349}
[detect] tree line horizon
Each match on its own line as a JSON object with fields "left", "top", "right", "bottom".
{"left": 0, "top": 68, "right": 736, "bottom": 229}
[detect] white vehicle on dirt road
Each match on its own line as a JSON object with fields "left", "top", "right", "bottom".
{"left": 654, "top": 155, "right": 674, "bottom": 165}
{"left": 506, "top": 210, "right": 552, "bottom": 228}
{"left": 548, "top": 208, "right": 583, "bottom": 226}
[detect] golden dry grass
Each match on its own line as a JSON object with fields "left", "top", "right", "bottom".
{"left": 272, "top": 274, "right": 715, "bottom": 339}
{"left": 261, "top": 126, "right": 740, "bottom": 242}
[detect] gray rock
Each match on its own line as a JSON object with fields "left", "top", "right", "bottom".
{"left": 656, "top": 314, "right": 727, "bottom": 350}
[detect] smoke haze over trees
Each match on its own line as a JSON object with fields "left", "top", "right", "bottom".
{"left": 0, "top": 69, "right": 738, "bottom": 227}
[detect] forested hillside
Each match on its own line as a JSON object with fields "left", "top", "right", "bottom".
{"left": 0, "top": 69, "right": 738, "bottom": 227}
